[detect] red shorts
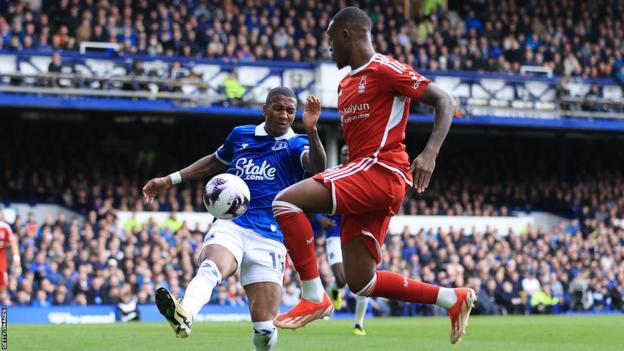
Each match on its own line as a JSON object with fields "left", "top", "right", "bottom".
{"left": 313, "top": 158, "right": 410, "bottom": 263}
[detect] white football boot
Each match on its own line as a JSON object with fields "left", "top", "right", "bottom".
{"left": 155, "top": 287, "right": 192, "bottom": 338}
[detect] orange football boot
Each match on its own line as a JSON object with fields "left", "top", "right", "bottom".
{"left": 274, "top": 293, "right": 334, "bottom": 330}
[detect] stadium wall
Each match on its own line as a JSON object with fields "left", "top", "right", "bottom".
{"left": 0, "top": 204, "right": 83, "bottom": 224}
{"left": 115, "top": 211, "right": 215, "bottom": 233}
{"left": 8, "top": 304, "right": 250, "bottom": 324}
{"left": 8, "top": 305, "right": 363, "bottom": 324}
{"left": 390, "top": 212, "right": 564, "bottom": 235}
{"left": 1, "top": 206, "right": 562, "bottom": 235}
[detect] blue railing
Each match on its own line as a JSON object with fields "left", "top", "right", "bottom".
{"left": 2, "top": 49, "right": 617, "bottom": 85}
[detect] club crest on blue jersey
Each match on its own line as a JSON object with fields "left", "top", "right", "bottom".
{"left": 272, "top": 140, "right": 287, "bottom": 151}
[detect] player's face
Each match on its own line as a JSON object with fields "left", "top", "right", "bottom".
{"left": 263, "top": 95, "right": 297, "bottom": 137}
{"left": 339, "top": 145, "right": 349, "bottom": 163}
{"left": 327, "top": 25, "right": 349, "bottom": 69}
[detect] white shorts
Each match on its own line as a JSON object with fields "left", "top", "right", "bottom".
{"left": 202, "top": 219, "right": 286, "bottom": 287}
{"left": 325, "top": 236, "right": 343, "bottom": 266}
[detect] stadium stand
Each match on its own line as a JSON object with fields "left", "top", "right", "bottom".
{"left": 0, "top": 0, "right": 622, "bottom": 323}
{"left": 0, "top": 1, "right": 623, "bottom": 121}
{"left": 1, "top": 0, "right": 623, "bottom": 78}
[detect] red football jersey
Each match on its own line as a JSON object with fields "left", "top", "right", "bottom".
{"left": 337, "top": 53, "right": 431, "bottom": 185}
{"left": 0, "top": 221, "right": 14, "bottom": 271}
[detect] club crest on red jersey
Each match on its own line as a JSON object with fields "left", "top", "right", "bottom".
{"left": 409, "top": 72, "right": 426, "bottom": 90}
{"left": 358, "top": 76, "right": 367, "bottom": 93}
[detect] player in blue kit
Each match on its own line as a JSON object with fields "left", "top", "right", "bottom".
{"left": 317, "top": 145, "right": 369, "bottom": 336}
{"left": 142, "top": 87, "right": 326, "bottom": 351}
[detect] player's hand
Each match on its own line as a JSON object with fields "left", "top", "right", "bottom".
{"left": 411, "top": 147, "right": 437, "bottom": 193}
{"left": 302, "top": 95, "right": 321, "bottom": 132}
{"left": 142, "top": 176, "right": 172, "bottom": 204}
{"left": 318, "top": 216, "right": 336, "bottom": 229}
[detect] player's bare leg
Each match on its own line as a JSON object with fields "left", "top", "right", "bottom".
{"left": 341, "top": 237, "right": 377, "bottom": 294}
{"left": 343, "top": 236, "right": 476, "bottom": 344}
{"left": 272, "top": 178, "right": 334, "bottom": 328}
{"left": 245, "top": 282, "right": 282, "bottom": 351}
{"left": 328, "top": 262, "right": 346, "bottom": 309}
{"left": 156, "top": 244, "right": 237, "bottom": 338}
{"left": 329, "top": 258, "right": 368, "bottom": 335}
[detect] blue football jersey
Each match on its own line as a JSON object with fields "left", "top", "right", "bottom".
{"left": 215, "top": 123, "right": 309, "bottom": 242}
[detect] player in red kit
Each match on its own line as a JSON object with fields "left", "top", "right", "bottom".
{"left": 272, "top": 7, "right": 476, "bottom": 344}
{"left": 0, "top": 212, "right": 21, "bottom": 295}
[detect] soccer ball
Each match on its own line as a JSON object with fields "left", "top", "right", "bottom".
{"left": 203, "top": 173, "right": 251, "bottom": 219}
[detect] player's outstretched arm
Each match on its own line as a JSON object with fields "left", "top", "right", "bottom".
{"left": 411, "top": 83, "right": 457, "bottom": 193}
{"left": 142, "top": 153, "right": 227, "bottom": 204}
{"left": 301, "top": 95, "right": 327, "bottom": 173}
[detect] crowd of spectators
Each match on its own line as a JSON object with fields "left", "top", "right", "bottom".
{"left": 1, "top": 117, "right": 623, "bottom": 316}
{"left": 2, "top": 193, "right": 622, "bottom": 316}
{"left": 317, "top": 217, "right": 623, "bottom": 316}
{"left": 1, "top": 0, "right": 624, "bottom": 79}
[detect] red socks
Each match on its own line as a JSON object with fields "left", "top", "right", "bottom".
{"left": 273, "top": 202, "right": 319, "bottom": 280}
{"left": 370, "top": 271, "right": 439, "bottom": 304}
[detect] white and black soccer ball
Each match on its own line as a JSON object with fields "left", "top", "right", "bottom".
{"left": 203, "top": 173, "right": 251, "bottom": 219}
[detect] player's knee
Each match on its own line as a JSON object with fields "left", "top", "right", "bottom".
{"left": 349, "top": 274, "right": 376, "bottom": 297}
{"left": 347, "top": 277, "right": 367, "bottom": 296}
{"left": 196, "top": 250, "right": 210, "bottom": 265}
{"left": 272, "top": 197, "right": 302, "bottom": 217}
{"left": 196, "top": 260, "right": 223, "bottom": 285}
{"left": 274, "top": 188, "right": 287, "bottom": 201}
{"left": 252, "top": 321, "right": 278, "bottom": 351}
{"left": 273, "top": 186, "right": 295, "bottom": 203}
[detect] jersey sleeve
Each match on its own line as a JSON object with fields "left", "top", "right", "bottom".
{"left": 378, "top": 60, "right": 431, "bottom": 101}
{"left": 215, "top": 128, "right": 238, "bottom": 165}
{"left": 291, "top": 135, "right": 310, "bottom": 170}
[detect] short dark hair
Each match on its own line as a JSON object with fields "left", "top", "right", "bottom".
{"left": 266, "top": 87, "right": 296, "bottom": 105}
{"left": 330, "top": 6, "right": 372, "bottom": 32}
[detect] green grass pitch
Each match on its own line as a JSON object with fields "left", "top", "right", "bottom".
{"left": 10, "top": 315, "right": 623, "bottom": 351}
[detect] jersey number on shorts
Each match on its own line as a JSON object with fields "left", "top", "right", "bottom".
{"left": 269, "top": 252, "right": 285, "bottom": 273}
